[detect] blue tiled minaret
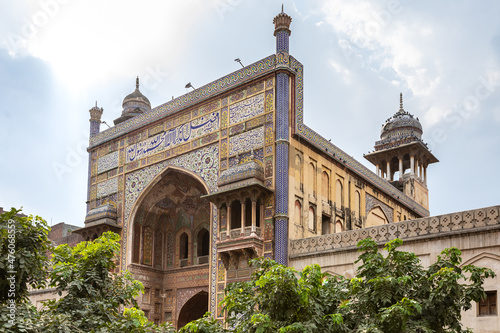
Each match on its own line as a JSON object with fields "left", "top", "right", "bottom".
{"left": 87, "top": 103, "right": 103, "bottom": 212}
{"left": 273, "top": 8, "right": 292, "bottom": 265}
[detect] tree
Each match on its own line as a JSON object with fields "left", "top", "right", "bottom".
{"left": 186, "top": 238, "right": 494, "bottom": 333}
{"left": 0, "top": 208, "right": 51, "bottom": 332}
{"left": 40, "top": 231, "right": 175, "bottom": 333}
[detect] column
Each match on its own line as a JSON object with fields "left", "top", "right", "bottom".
{"left": 376, "top": 164, "right": 380, "bottom": 177}
{"left": 226, "top": 203, "right": 231, "bottom": 238}
{"left": 273, "top": 9, "right": 292, "bottom": 266}
{"left": 410, "top": 155, "right": 415, "bottom": 175}
{"left": 424, "top": 165, "right": 427, "bottom": 185}
{"left": 399, "top": 158, "right": 403, "bottom": 180}
{"left": 241, "top": 200, "right": 246, "bottom": 236}
{"left": 251, "top": 200, "right": 257, "bottom": 235}
{"left": 416, "top": 159, "right": 420, "bottom": 179}
{"left": 386, "top": 161, "right": 391, "bottom": 181}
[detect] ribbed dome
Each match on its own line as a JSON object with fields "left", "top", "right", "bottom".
{"left": 114, "top": 77, "right": 151, "bottom": 125}
{"left": 123, "top": 86, "right": 151, "bottom": 107}
{"left": 380, "top": 93, "right": 422, "bottom": 141}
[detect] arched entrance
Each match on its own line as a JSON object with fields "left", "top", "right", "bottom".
{"left": 130, "top": 169, "right": 210, "bottom": 269}
{"left": 127, "top": 168, "right": 212, "bottom": 327}
{"left": 177, "top": 291, "right": 209, "bottom": 329}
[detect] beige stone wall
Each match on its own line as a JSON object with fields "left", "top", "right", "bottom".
{"left": 289, "top": 205, "right": 500, "bottom": 333}
{"left": 288, "top": 140, "right": 419, "bottom": 240}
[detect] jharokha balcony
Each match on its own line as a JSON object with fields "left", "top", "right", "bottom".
{"left": 202, "top": 152, "right": 272, "bottom": 268}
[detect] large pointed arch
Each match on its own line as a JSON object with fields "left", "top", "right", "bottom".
{"left": 126, "top": 166, "right": 211, "bottom": 269}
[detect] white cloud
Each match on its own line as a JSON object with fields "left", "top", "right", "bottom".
{"left": 3, "top": 0, "right": 212, "bottom": 90}
{"left": 319, "top": 0, "right": 500, "bottom": 132}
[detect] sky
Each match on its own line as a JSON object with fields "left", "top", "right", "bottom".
{"left": 0, "top": 0, "right": 499, "bottom": 227}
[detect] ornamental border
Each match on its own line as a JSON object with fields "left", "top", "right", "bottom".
{"left": 90, "top": 55, "right": 276, "bottom": 148}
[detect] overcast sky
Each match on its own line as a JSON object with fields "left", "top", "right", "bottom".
{"left": 1, "top": 0, "right": 499, "bottom": 227}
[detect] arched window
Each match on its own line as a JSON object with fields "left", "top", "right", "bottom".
{"left": 197, "top": 228, "right": 210, "bottom": 257}
{"left": 309, "top": 206, "right": 316, "bottom": 231}
{"left": 308, "top": 163, "right": 316, "bottom": 197}
{"left": 355, "top": 191, "right": 361, "bottom": 218}
{"left": 335, "top": 180, "right": 343, "bottom": 208}
{"left": 322, "top": 171, "right": 330, "bottom": 201}
{"left": 295, "top": 200, "right": 302, "bottom": 226}
{"left": 179, "top": 232, "right": 189, "bottom": 260}
{"left": 295, "top": 154, "right": 302, "bottom": 190}
{"left": 335, "top": 220, "right": 343, "bottom": 233}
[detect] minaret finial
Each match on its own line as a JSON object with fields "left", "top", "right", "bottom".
{"left": 399, "top": 93, "right": 403, "bottom": 111}
{"left": 282, "top": 3, "right": 284, "bottom": 12}
{"left": 136, "top": 76, "right": 139, "bottom": 90}
{"left": 95, "top": 100, "right": 97, "bottom": 107}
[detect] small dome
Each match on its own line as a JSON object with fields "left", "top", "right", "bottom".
{"left": 114, "top": 77, "right": 151, "bottom": 125}
{"left": 380, "top": 93, "right": 422, "bottom": 141}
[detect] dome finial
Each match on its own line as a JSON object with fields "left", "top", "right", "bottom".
{"left": 136, "top": 76, "right": 139, "bottom": 90}
{"left": 399, "top": 93, "right": 404, "bottom": 112}
{"left": 282, "top": 3, "right": 284, "bottom": 12}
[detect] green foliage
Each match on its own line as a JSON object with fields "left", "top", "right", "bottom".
{"left": 346, "top": 238, "right": 495, "bottom": 333}
{"left": 220, "top": 258, "right": 350, "bottom": 332}
{"left": 185, "top": 238, "right": 494, "bottom": 333}
{"left": 0, "top": 208, "right": 51, "bottom": 303}
{"left": 179, "top": 312, "right": 226, "bottom": 333}
{"left": 40, "top": 231, "right": 174, "bottom": 332}
{"left": 0, "top": 208, "right": 51, "bottom": 332}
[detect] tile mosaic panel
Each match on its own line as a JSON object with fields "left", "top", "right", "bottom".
{"left": 228, "top": 148, "right": 263, "bottom": 167}
{"left": 246, "top": 114, "right": 265, "bottom": 130}
{"left": 90, "top": 56, "right": 275, "bottom": 149}
{"left": 265, "top": 122, "right": 274, "bottom": 145}
{"left": 122, "top": 143, "right": 219, "bottom": 267}
{"left": 248, "top": 81, "right": 265, "bottom": 95}
{"left": 126, "top": 111, "right": 219, "bottom": 163}
{"left": 149, "top": 123, "right": 164, "bottom": 136}
{"left": 229, "top": 93, "right": 264, "bottom": 125}
{"left": 97, "top": 151, "right": 119, "bottom": 174}
{"left": 265, "top": 90, "right": 274, "bottom": 112}
{"left": 228, "top": 126, "right": 264, "bottom": 156}
{"left": 199, "top": 100, "right": 220, "bottom": 115}
{"left": 229, "top": 89, "right": 247, "bottom": 104}
{"left": 97, "top": 177, "right": 118, "bottom": 198}
{"left": 266, "top": 77, "right": 274, "bottom": 88}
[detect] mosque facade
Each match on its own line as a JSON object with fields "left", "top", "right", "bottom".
{"left": 70, "top": 10, "right": 499, "bottom": 331}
